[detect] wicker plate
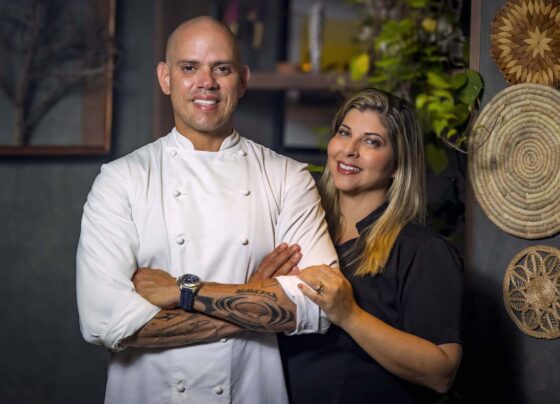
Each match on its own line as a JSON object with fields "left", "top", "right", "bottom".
{"left": 468, "top": 83, "right": 560, "bottom": 239}
{"left": 503, "top": 245, "right": 560, "bottom": 339}
{"left": 490, "top": 0, "right": 560, "bottom": 86}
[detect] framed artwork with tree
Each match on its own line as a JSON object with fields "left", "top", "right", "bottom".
{"left": 0, "top": 0, "right": 116, "bottom": 155}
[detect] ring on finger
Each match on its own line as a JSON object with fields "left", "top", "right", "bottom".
{"left": 314, "top": 282, "right": 324, "bottom": 294}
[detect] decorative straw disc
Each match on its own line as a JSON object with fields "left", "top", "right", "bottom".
{"left": 490, "top": 0, "right": 560, "bottom": 87}
{"left": 468, "top": 84, "right": 560, "bottom": 239}
{"left": 503, "top": 245, "right": 560, "bottom": 339}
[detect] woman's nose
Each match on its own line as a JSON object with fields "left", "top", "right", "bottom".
{"left": 342, "top": 139, "right": 360, "bottom": 157}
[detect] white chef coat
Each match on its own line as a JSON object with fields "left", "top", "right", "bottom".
{"left": 76, "top": 128, "right": 337, "bottom": 404}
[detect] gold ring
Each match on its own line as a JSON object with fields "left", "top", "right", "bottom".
{"left": 314, "top": 282, "right": 324, "bottom": 294}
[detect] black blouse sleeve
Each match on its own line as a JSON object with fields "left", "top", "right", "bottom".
{"left": 399, "top": 236, "right": 464, "bottom": 345}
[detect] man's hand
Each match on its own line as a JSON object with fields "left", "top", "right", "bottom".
{"left": 133, "top": 268, "right": 179, "bottom": 309}
{"left": 249, "top": 243, "right": 302, "bottom": 282}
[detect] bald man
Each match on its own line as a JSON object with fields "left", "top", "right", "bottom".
{"left": 76, "top": 17, "right": 337, "bottom": 404}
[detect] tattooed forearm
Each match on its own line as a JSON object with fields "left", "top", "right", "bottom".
{"left": 193, "top": 279, "right": 297, "bottom": 332}
{"left": 123, "top": 309, "right": 243, "bottom": 348}
{"left": 234, "top": 288, "right": 278, "bottom": 301}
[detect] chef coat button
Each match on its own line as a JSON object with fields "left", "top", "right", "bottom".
{"left": 177, "top": 383, "right": 186, "bottom": 393}
{"left": 170, "top": 150, "right": 178, "bottom": 157}
{"left": 241, "top": 238, "right": 249, "bottom": 245}
{"left": 238, "top": 150, "right": 246, "bottom": 157}
{"left": 242, "top": 189, "right": 250, "bottom": 196}
{"left": 220, "top": 338, "right": 227, "bottom": 343}
{"left": 173, "top": 190, "right": 181, "bottom": 197}
{"left": 176, "top": 237, "right": 185, "bottom": 245}
{"left": 214, "top": 386, "right": 224, "bottom": 395}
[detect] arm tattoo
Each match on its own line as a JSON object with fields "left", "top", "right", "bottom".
{"left": 196, "top": 281, "right": 296, "bottom": 332}
{"left": 123, "top": 309, "right": 242, "bottom": 348}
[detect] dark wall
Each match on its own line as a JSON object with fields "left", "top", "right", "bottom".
{"left": 0, "top": 2, "right": 289, "bottom": 403}
{"left": 0, "top": 1, "right": 157, "bottom": 402}
{"left": 460, "top": 1, "right": 560, "bottom": 403}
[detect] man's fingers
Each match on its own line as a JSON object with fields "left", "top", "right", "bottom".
{"left": 288, "top": 266, "right": 300, "bottom": 276}
{"left": 261, "top": 243, "right": 288, "bottom": 266}
{"left": 254, "top": 244, "right": 301, "bottom": 279}
{"left": 274, "top": 249, "right": 302, "bottom": 276}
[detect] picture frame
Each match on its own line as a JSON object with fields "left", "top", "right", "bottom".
{"left": 0, "top": 0, "right": 116, "bottom": 156}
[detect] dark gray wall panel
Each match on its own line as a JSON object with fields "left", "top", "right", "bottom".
{"left": 462, "top": 1, "right": 560, "bottom": 402}
{"left": 0, "top": 1, "right": 156, "bottom": 402}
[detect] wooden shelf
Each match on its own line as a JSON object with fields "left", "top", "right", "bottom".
{"left": 247, "top": 72, "right": 347, "bottom": 91}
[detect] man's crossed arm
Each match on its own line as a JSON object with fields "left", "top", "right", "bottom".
{"left": 124, "top": 244, "right": 303, "bottom": 348}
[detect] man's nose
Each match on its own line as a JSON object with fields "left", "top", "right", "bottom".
{"left": 196, "top": 67, "right": 218, "bottom": 89}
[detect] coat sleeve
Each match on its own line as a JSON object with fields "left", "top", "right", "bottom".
{"left": 76, "top": 162, "right": 160, "bottom": 351}
{"left": 274, "top": 160, "right": 338, "bottom": 335}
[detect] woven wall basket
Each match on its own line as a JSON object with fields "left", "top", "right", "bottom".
{"left": 468, "top": 83, "right": 560, "bottom": 239}
{"left": 503, "top": 245, "right": 560, "bottom": 339}
{"left": 490, "top": 0, "right": 560, "bottom": 87}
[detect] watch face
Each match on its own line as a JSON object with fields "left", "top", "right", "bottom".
{"left": 180, "top": 274, "right": 201, "bottom": 288}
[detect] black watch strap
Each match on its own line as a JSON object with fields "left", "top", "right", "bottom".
{"left": 180, "top": 288, "right": 196, "bottom": 312}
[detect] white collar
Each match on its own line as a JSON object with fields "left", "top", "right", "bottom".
{"left": 171, "top": 127, "right": 240, "bottom": 151}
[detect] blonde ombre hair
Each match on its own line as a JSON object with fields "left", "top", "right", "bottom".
{"left": 319, "top": 88, "right": 426, "bottom": 276}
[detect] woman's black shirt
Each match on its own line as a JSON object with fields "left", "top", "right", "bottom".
{"left": 279, "top": 204, "right": 464, "bottom": 404}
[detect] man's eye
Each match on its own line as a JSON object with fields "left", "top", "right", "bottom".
{"left": 215, "top": 65, "right": 232, "bottom": 74}
{"left": 181, "top": 65, "right": 195, "bottom": 72}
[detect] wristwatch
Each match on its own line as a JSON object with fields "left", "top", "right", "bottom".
{"left": 177, "top": 274, "right": 202, "bottom": 312}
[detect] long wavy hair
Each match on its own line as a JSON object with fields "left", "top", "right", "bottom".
{"left": 319, "top": 88, "right": 426, "bottom": 276}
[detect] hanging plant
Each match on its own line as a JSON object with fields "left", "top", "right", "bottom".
{"left": 347, "top": 0, "right": 483, "bottom": 174}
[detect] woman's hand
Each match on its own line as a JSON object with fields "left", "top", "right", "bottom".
{"left": 297, "top": 265, "right": 359, "bottom": 327}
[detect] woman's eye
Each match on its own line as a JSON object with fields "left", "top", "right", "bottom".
{"left": 337, "top": 129, "right": 350, "bottom": 137}
{"left": 364, "top": 138, "right": 381, "bottom": 147}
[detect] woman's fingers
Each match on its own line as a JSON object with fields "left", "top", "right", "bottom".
{"left": 298, "top": 282, "right": 322, "bottom": 303}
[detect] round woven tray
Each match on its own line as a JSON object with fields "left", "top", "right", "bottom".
{"left": 490, "top": 0, "right": 560, "bottom": 87}
{"left": 503, "top": 245, "right": 560, "bottom": 339}
{"left": 468, "top": 83, "right": 560, "bottom": 239}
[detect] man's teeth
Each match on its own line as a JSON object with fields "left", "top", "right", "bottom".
{"left": 340, "top": 163, "right": 360, "bottom": 172}
{"left": 194, "top": 99, "right": 217, "bottom": 106}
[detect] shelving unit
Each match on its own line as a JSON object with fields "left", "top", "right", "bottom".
{"left": 248, "top": 72, "right": 357, "bottom": 91}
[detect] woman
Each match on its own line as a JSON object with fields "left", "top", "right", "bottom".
{"left": 279, "top": 88, "right": 463, "bottom": 403}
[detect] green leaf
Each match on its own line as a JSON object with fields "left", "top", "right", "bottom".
{"left": 425, "top": 143, "right": 449, "bottom": 174}
{"left": 427, "top": 71, "right": 451, "bottom": 88}
{"left": 368, "top": 74, "right": 389, "bottom": 84}
{"left": 450, "top": 104, "right": 470, "bottom": 125}
{"left": 416, "top": 94, "right": 430, "bottom": 109}
{"left": 427, "top": 99, "right": 454, "bottom": 113}
{"left": 433, "top": 119, "right": 448, "bottom": 136}
{"left": 457, "top": 69, "right": 483, "bottom": 105}
{"left": 307, "top": 164, "right": 324, "bottom": 173}
{"left": 446, "top": 129, "right": 458, "bottom": 139}
{"left": 450, "top": 72, "right": 467, "bottom": 89}
{"left": 350, "top": 53, "right": 370, "bottom": 81}
{"left": 432, "top": 89, "right": 454, "bottom": 102}
{"left": 376, "top": 56, "right": 401, "bottom": 69}
{"left": 406, "top": 0, "right": 429, "bottom": 8}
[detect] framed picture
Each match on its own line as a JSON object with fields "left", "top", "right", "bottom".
{"left": 0, "top": 0, "right": 116, "bottom": 156}
{"left": 281, "top": 0, "right": 360, "bottom": 152}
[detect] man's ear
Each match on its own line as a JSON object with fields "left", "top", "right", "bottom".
{"left": 157, "top": 62, "right": 171, "bottom": 95}
{"left": 238, "top": 65, "right": 251, "bottom": 98}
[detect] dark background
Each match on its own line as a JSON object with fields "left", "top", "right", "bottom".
{"left": 0, "top": 0, "right": 558, "bottom": 403}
